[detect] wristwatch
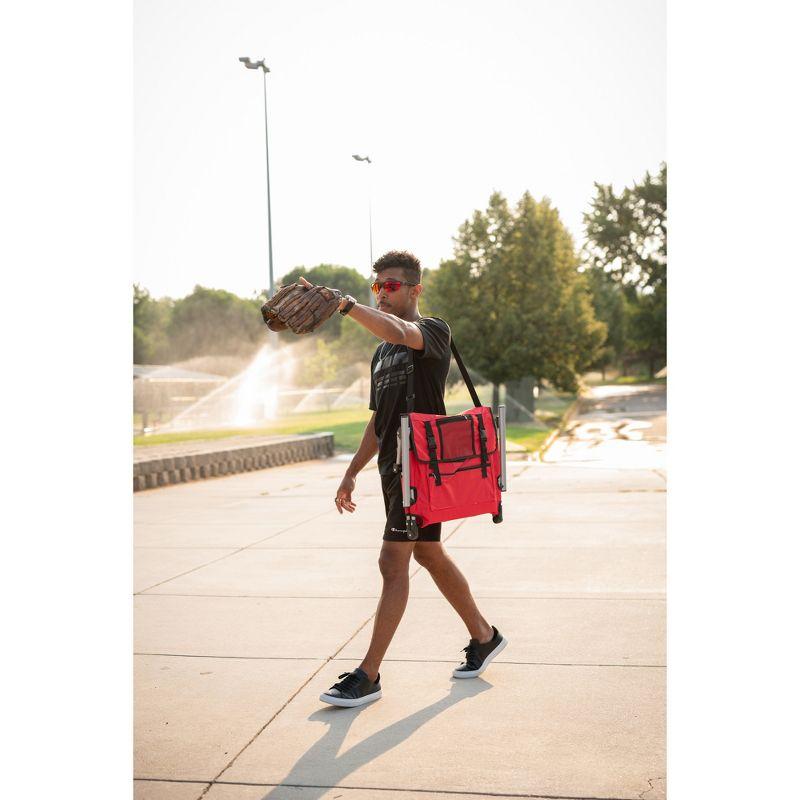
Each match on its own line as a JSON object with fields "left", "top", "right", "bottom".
{"left": 339, "top": 294, "right": 357, "bottom": 315}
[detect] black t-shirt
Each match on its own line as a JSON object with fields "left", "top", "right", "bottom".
{"left": 369, "top": 316, "right": 451, "bottom": 476}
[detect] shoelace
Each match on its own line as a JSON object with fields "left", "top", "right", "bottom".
{"left": 460, "top": 642, "right": 481, "bottom": 668}
{"left": 331, "top": 670, "right": 362, "bottom": 696}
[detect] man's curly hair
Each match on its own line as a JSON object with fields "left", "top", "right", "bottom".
{"left": 372, "top": 250, "right": 422, "bottom": 285}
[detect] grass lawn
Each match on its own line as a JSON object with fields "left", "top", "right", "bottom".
{"left": 134, "top": 385, "right": 578, "bottom": 456}
{"left": 500, "top": 388, "right": 576, "bottom": 454}
{"left": 504, "top": 425, "right": 553, "bottom": 453}
{"left": 610, "top": 375, "right": 667, "bottom": 385}
{"left": 133, "top": 406, "right": 372, "bottom": 450}
{"left": 583, "top": 371, "right": 667, "bottom": 387}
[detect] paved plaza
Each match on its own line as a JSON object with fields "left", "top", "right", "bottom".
{"left": 134, "top": 383, "right": 666, "bottom": 800}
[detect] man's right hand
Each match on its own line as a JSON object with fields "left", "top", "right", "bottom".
{"left": 334, "top": 473, "right": 357, "bottom": 514}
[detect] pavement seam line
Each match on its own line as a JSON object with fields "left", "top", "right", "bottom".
{"left": 135, "top": 544, "right": 665, "bottom": 551}
{"left": 137, "top": 593, "right": 666, "bottom": 600}
{"left": 139, "top": 518, "right": 471, "bottom": 599}
{"left": 134, "top": 652, "right": 666, "bottom": 668}
{"left": 196, "top": 517, "right": 470, "bottom": 798}
{"left": 193, "top": 603, "right": 391, "bottom": 797}
{"left": 133, "top": 777, "right": 644, "bottom": 800}
{"left": 192, "top": 591, "right": 400, "bottom": 794}
{"left": 193, "top": 654, "right": 336, "bottom": 799}
{"left": 134, "top": 778, "right": 211, "bottom": 789}
{"left": 157, "top": 775, "right": 647, "bottom": 800}
{"left": 138, "top": 773, "right": 642, "bottom": 799}
{"left": 134, "top": 509, "right": 332, "bottom": 594}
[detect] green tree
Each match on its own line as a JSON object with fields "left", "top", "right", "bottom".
{"left": 583, "top": 163, "right": 666, "bottom": 376}
{"left": 311, "top": 338, "right": 339, "bottom": 383}
{"left": 166, "top": 285, "right": 264, "bottom": 361}
{"left": 295, "top": 338, "right": 341, "bottom": 409}
{"left": 133, "top": 284, "right": 172, "bottom": 364}
{"left": 275, "top": 264, "right": 372, "bottom": 342}
{"left": 329, "top": 318, "right": 378, "bottom": 364}
{"left": 582, "top": 268, "right": 628, "bottom": 379}
{"left": 626, "top": 283, "right": 666, "bottom": 377}
{"left": 425, "top": 191, "right": 606, "bottom": 415}
{"left": 583, "top": 163, "right": 666, "bottom": 291}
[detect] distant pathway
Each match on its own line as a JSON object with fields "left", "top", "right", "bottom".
{"left": 546, "top": 383, "right": 666, "bottom": 472}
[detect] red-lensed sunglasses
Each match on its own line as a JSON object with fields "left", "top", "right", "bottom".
{"left": 370, "top": 279, "right": 419, "bottom": 295}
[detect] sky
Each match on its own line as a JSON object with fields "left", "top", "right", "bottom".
{"left": 134, "top": 0, "right": 665, "bottom": 300}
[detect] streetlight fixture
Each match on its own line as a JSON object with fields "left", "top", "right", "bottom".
{"left": 352, "top": 154, "right": 375, "bottom": 307}
{"left": 240, "top": 56, "right": 275, "bottom": 299}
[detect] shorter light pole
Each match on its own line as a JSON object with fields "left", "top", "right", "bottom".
{"left": 352, "top": 154, "right": 376, "bottom": 307}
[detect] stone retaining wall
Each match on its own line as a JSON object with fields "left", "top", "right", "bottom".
{"left": 133, "top": 433, "right": 334, "bottom": 492}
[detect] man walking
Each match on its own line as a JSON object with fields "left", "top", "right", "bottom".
{"left": 316, "top": 250, "right": 507, "bottom": 708}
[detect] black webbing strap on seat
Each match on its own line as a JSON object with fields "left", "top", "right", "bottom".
{"left": 475, "top": 414, "right": 489, "bottom": 479}
{"left": 424, "top": 420, "right": 441, "bottom": 485}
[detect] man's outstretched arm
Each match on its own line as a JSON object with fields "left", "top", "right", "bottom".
{"left": 341, "top": 302, "right": 425, "bottom": 349}
{"left": 335, "top": 411, "right": 378, "bottom": 514}
{"left": 298, "top": 274, "right": 424, "bottom": 348}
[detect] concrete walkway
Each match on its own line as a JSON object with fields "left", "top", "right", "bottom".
{"left": 134, "top": 383, "right": 666, "bottom": 800}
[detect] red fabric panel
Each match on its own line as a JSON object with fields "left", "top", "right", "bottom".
{"left": 409, "top": 406, "right": 497, "bottom": 462}
{"left": 438, "top": 418, "right": 474, "bottom": 459}
{"left": 403, "top": 405, "right": 502, "bottom": 527}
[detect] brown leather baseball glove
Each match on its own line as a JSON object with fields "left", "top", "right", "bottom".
{"left": 260, "top": 282, "right": 343, "bottom": 334}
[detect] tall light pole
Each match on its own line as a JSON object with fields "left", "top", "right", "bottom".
{"left": 352, "top": 154, "right": 375, "bottom": 307}
{"left": 240, "top": 57, "right": 275, "bottom": 299}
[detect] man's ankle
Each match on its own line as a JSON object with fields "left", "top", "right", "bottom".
{"left": 477, "top": 625, "right": 494, "bottom": 644}
{"left": 359, "top": 665, "right": 379, "bottom": 682}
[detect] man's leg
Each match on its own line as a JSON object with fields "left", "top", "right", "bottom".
{"left": 412, "top": 541, "right": 494, "bottom": 643}
{"left": 358, "top": 540, "right": 415, "bottom": 682}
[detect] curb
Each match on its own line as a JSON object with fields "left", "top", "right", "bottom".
{"left": 536, "top": 392, "right": 586, "bottom": 462}
{"left": 133, "top": 432, "right": 334, "bottom": 492}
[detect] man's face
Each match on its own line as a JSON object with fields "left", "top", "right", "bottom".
{"left": 372, "top": 267, "right": 421, "bottom": 316}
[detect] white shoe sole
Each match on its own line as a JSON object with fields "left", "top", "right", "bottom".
{"left": 452, "top": 636, "right": 508, "bottom": 678}
{"left": 319, "top": 689, "right": 382, "bottom": 707}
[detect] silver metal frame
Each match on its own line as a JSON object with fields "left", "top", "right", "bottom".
{"left": 400, "top": 414, "right": 411, "bottom": 507}
{"left": 498, "top": 404, "right": 508, "bottom": 492}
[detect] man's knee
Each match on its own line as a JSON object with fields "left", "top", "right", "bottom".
{"left": 413, "top": 542, "right": 447, "bottom": 570}
{"left": 378, "top": 543, "right": 412, "bottom": 580}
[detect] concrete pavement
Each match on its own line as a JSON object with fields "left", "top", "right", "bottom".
{"left": 134, "top": 383, "right": 666, "bottom": 800}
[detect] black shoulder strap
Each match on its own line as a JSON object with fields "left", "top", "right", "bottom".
{"left": 404, "top": 347, "right": 416, "bottom": 413}
{"left": 405, "top": 328, "right": 481, "bottom": 413}
{"left": 449, "top": 337, "right": 481, "bottom": 408}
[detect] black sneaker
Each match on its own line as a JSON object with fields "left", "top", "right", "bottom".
{"left": 452, "top": 625, "right": 508, "bottom": 678}
{"left": 319, "top": 667, "right": 382, "bottom": 707}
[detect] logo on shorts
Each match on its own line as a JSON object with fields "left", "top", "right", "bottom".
{"left": 390, "top": 527, "right": 406, "bottom": 533}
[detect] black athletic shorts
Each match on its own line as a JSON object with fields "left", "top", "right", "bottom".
{"left": 380, "top": 470, "right": 442, "bottom": 542}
